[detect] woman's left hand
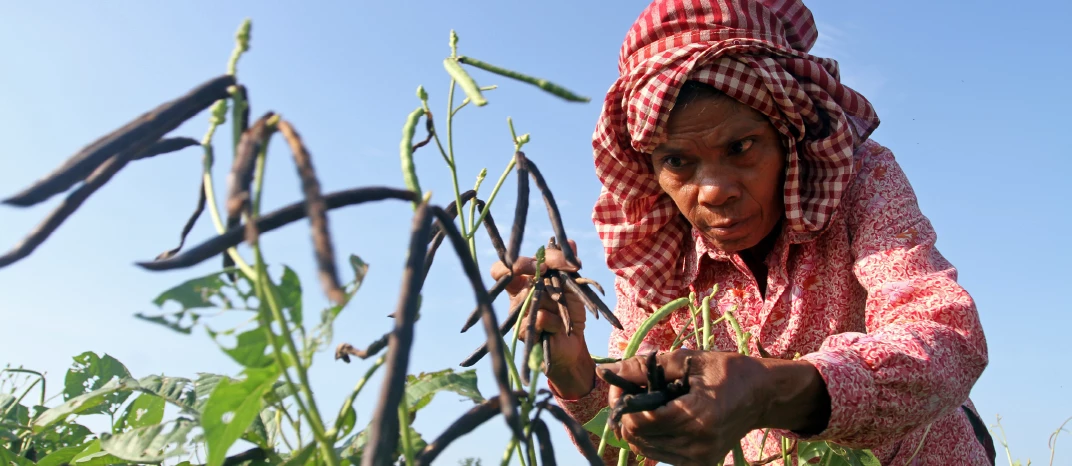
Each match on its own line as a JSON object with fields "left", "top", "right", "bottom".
{"left": 598, "top": 349, "right": 830, "bottom": 466}
{"left": 599, "top": 350, "right": 764, "bottom": 465}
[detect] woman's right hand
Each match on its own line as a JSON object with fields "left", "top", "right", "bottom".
{"left": 490, "top": 240, "right": 596, "bottom": 399}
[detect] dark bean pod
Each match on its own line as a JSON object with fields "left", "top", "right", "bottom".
{"left": 598, "top": 368, "right": 644, "bottom": 394}
{"left": 521, "top": 280, "right": 545, "bottom": 385}
{"left": 537, "top": 401, "right": 602, "bottom": 466}
{"left": 428, "top": 206, "right": 523, "bottom": 440}
{"left": 333, "top": 332, "right": 389, "bottom": 363}
{"left": 277, "top": 119, "right": 344, "bottom": 305}
{"left": 610, "top": 392, "right": 670, "bottom": 427}
{"left": 0, "top": 138, "right": 203, "bottom": 269}
{"left": 563, "top": 272, "right": 623, "bottom": 331}
{"left": 137, "top": 187, "right": 418, "bottom": 271}
{"left": 459, "top": 274, "right": 511, "bottom": 333}
{"left": 360, "top": 202, "right": 432, "bottom": 466}
{"left": 225, "top": 112, "right": 276, "bottom": 235}
{"left": 3, "top": 75, "right": 235, "bottom": 207}
{"left": 458, "top": 293, "right": 526, "bottom": 367}
{"left": 514, "top": 152, "right": 579, "bottom": 269}
{"left": 506, "top": 152, "right": 529, "bottom": 266}
{"left": 413, "top": 397, "right": 502, "bottom": 466}
{"left": 531, "top": 418, "right": 557, "bottom": 466}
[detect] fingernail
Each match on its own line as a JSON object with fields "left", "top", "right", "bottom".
{"left": 597, "top": 362, "right": 620, "bottom": 373}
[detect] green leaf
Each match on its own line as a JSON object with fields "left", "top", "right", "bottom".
{"left": 64, "top": 352, "right": 133, "bottom": 415}
{"left": 308, "top": 255, "right": 371, "bottom": 359}
{"left": 403, "top": 369, "right": 483, "bottom": 413}
{"left": 247, "top": 408, "right": 278, "bottom": 449}
{"left": 151, "top": 270, "right": 232, "bottom": 310}
{"left": 136, "top": 375, "right": 196, "bottom": 412}
{"left": 137, "top": 270, "right": 242, "bottom": 334}
{"left": 208, "top": 328, "right": 275, "bottom": 369}
{"left": 581, "top": 408, "right": 629, "bottom": 450}
{"left": 278, "top": 266, "right": 303, "bottom": 325}
{"left": 113, "top": 393, "right": 165, "bottom": 432}
{"left": 0, "top": 444, "right": 34, "bottom": 466}
{"left": 193, "top": 373, "right": 231, "bottom": 413}
{"left": 338, "top": 405, "right": 357, "bottom": 439}
{"left": 281, "top": 442, "right": 316, "bottom": 466}
{"left": 35, "top": 377, "right": 140, "bottom": 432}
{"left": 35, "top": 444, "right": 89, "bottom": 466}
{"left": 201, "top": 367, "right": 280, "bottom": 466}
{"left": 0, "top": 393, "right": 30, "bottom": 426}
{"left": 100, "top": 418, "right": 196, "bottom": 463}
{"left": 67, "top": 439, "right": 130, "bottom": 466}
{"left": 30, "top": 421, "right": 93, "bottom": 453}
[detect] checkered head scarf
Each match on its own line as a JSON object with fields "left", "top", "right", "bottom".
{"left": 592, "top": 0, "right": 881, "bottom": 313}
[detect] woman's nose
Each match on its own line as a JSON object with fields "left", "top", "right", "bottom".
{"left": 696, "top": 170, "right": 740, "bottom": 208}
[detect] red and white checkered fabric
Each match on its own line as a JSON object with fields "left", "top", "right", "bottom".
{"left": 592, "top": 0, "right": 881, "bottom": 313}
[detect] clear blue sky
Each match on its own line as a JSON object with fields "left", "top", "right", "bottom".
{"left": 1, "top": 1, "right": 1069, "bottom": 464}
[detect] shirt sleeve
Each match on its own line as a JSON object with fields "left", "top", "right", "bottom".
{"left": 550, "top": 323, "right": 652, "bottom": 465}
{"left": 795, "top": 141, "right": 989, "bottom": 447}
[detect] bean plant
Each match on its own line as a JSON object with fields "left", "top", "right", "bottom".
{"left": 0, "top": 17, "right": 1067, "bottom": 466}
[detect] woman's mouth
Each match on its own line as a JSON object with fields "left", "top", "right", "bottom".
{"left": 705, "top": 217, "right": 750, "bottom": 240}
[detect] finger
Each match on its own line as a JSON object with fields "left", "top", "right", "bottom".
{"left": 597, "top": 352, "right": 653, "bottom": 387}
{"left": 542, "top": 241, "right": 581, "bottom": 272}
{"left": 652, "top": 349, "right": 699, "bottom": 381}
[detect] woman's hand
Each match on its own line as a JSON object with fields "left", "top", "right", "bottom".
{"left": 490, "top": 240, "right": 596, "bottom": 398}
{"left": 599, "top": 349, "right": 831, "bottom": 465}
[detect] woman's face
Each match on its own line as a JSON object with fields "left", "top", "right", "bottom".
{"left": 650, "top": 89, "right": 786, "bottom": 253}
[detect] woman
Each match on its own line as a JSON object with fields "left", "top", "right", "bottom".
{"left": 492, "top": 0, "right": 993, "bottom": 464}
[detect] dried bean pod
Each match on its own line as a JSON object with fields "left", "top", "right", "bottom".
{"left": 646, "top": 352, "right": 660, "bottom": 393}
{"left": 277, "top": 119, "right": 344, "bottom": 305}
{"left": 333, "top": 330, "right": 389, "bottom": 363}
{"left": 413, "top": 397, "right": 502, "bottom": 466}
{"left": 515, "top": 152, "right": 579, "bottom": 269}
{"left": 225, "top": 112, "right": 275, "bottom": 234}
{"left": 459, "top": 274, "right": 511, "bottom": 333}
{"left": 521, "top": 280, "right": 545, "bottom": 385}
{"left": 0, "top": 138, "right": 202, "bottom": 269}
{"left": 137, "top": 187, "right": 417, "bottom": 270}
{"left": 3, "top": 75, "right": 235, "bottom": 207}
{"left": 506, "top": 152, "right": 529, "bottom": 265}
{"left": 423, "top": 189, "right": 475, "bottom": 277}
{"left": 360, "top": 202, "right": 432, "bottom": 466}
{"left": 458, "top": 294, "right": 527, "bottom": 367}
{"left": 531, "top": 418, "right": 558, "bottom": 466}
{"left": 563, "top": 272, "right": 623, "bottom": 330}
{"left": 610, "top": 391, "right": 669, "bottom": 427}
{"left": 597, "top": 368, "right": 644, "bottom": 394}
{"left": 537, "top": 401, "right": 602, "bottom": 466}
{"left": 429, "top": 206, "right": 523, "bottom": 440}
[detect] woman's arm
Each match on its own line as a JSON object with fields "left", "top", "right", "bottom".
{"left": 795, "top": 141, "right": 989, "bottom": 446}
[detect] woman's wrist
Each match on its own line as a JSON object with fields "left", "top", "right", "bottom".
{"left": 546, "top": 351, "right": 596, "bottom": 399}
{"left": 756, "top": 358, "right": 832, "bottom": 435}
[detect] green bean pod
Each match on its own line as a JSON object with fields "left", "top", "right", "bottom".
{"left": 621, "top": 297, "right": 689, "bottom": 360}
{"left": 399, "top": 107, "right": 425, "bottom": 203}
{"left": 443, "top": 58, "right": 487, "bottom": 107}
{"left": 457, "top": 56, "right": 590, "bottom": 103}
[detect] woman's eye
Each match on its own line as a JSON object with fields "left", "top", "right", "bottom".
{"left": 730, "top": 139, "right": 754, "bottom": 154}
{"left": 662, "top": 156, "right": 685, "bottom": 168}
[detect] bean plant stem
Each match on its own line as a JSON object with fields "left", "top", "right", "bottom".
{"left": 330, "top": 354, "right": 386, "bottom": 442}
{"left": 399, "top": 403, "right": 416, "bottom": 465}
{"left": 445, "top": 80, "right": 468, "bottom": 239}
{"left": 469, "top": 158, "right": 516, "bottom": 239}
{"left": 199, "top": 116, "right": 256, "bottom": 279}
{"left": 252, "top": 245, "right": 337, "bottom": 466}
